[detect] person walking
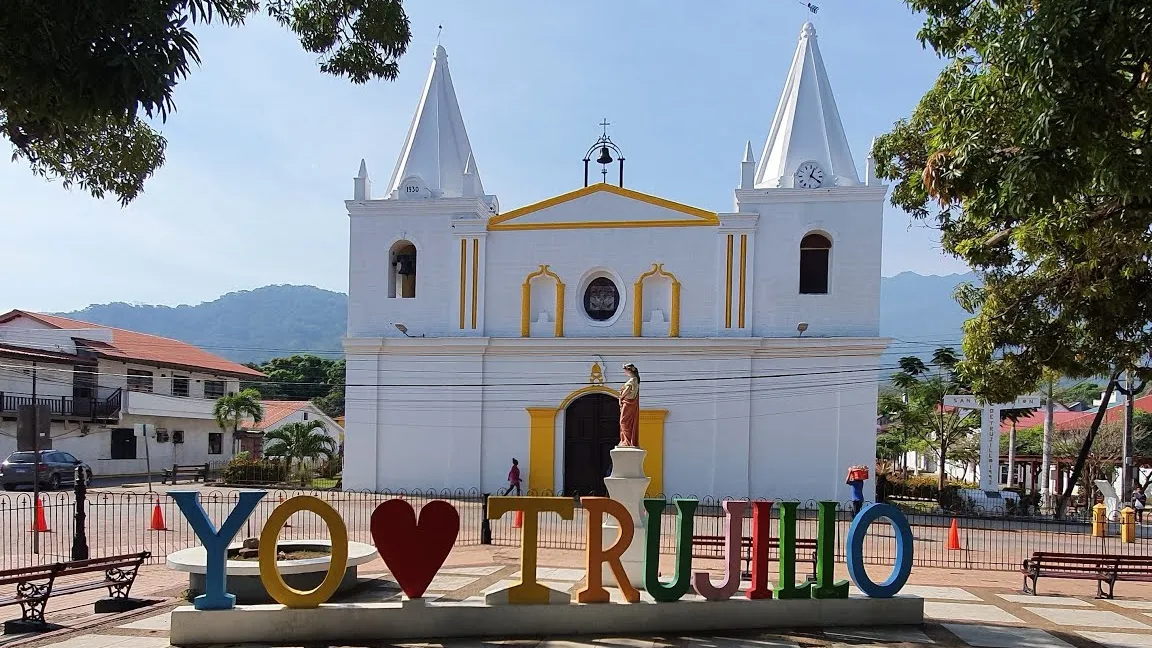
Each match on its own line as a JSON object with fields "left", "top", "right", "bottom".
{"left": 846, "top": 465, "right": 869, "bottom": 517}
{"left": 502, "top": 458, "right": 522, "bottom": 496}
{"left": 1133, "top": 486, "right": 1146, "bottom": 524}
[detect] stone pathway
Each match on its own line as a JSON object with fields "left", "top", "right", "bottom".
{"left": 3, "top": 563, "right": 1152, "bottom": 648}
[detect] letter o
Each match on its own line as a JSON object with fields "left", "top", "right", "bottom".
{"left": 258, "top": 495, "right": 349, "bottom": 608}
{"left": 845, "top": 503, "right": 913, "bottom": 598}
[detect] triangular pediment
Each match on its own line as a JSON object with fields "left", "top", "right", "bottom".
{"left": 487, "top": 184, "right": 718, "bottom": 231}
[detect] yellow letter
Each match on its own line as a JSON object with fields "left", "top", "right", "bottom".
{"left": 487, "top": 496, "right": 574, "bottom": 604}
{"left": 258, "top": 495, "right": 349, "bottom": 608}
{"left": 576, "top": 497, "right": 639, "bottom": 603}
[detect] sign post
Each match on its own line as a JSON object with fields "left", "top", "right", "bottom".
{"left": 135, "top": 424, "right": 154, "bottom": 493}
{"left": 943, "top": 395, "right": 1041, "bottom": 492}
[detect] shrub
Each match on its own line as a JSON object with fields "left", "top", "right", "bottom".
{"left": 222, "top": 458, "right": 287, "bottom": 485}
{"left": 317, "top": 454, "right": 343, "bottom": 479}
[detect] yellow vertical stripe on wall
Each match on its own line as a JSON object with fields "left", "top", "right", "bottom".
{"left": 520, "top": 283, "right": 531, "bottom": 337}
{"left": 526, "top": 407, "right": 558, "bottom": 493}
{"left": 633, "top": 281, "right": 644, "bottom": 337}
{"left": 670, "top": 281, "right": 681, "bottom": 337}
{"left": 638, "top": 409, "right": 667, "bottom": 497}
{"left": 738, "top": 234, "right": 748, "bottom": 329}
{"left": 471, "top": 238, "right": 479, "bottom": 330}
{"left": 555, "top": 283, "right": 565, "bottom": 338}
{"left": 724, "top": 234, "right": 734, "bottom": 328}
{"left": 459, "top": 239, "right": 467, "bottom": 330}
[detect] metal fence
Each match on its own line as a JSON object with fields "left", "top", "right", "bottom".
{"left": 1, "top": 489, "right": 1148, "bottom": 572}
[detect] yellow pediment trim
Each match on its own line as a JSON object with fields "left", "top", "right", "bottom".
{"left": 487, "top": 183, "right": 719, "bottom": 231}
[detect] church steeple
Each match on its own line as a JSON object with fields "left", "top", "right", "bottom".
{"left": 754, "top": 22, "right": 859, "bottom": 189}
{"left": 387, "top": 44, "right": 484, "bottom": 199}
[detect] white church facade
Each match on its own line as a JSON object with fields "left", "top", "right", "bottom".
{"left": 343, "top": 23, "right": 889, "bottom": 502}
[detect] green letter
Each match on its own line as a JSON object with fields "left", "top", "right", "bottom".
{"left": 810, "top": 501, "right": 849, "bottom": 598}
{"left": 775, "top": 501, "right": 811, "bottom": 599}
{"left": 643, "top": 498, "right": 697, "bottom": 602}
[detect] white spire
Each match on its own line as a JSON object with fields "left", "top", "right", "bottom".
{"left": 354, "top": 159, "right": 371, "bottom": 200}
{"left": 755, "top": 22, "right": 860, "bottom": 189}
{"left": 462, "top": 152, "right": 481, "bottom": 197}
{"left": 740, "top": 141, "right": 755, "bottom": 189}
{"left": 387, "top": 44, "right": 484, "bottom": 199}
{"left": 865, "top": 136, "right": 883, "bottom": 187}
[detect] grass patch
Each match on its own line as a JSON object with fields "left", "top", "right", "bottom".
{"left": 310, "top": 477, "right": 339, "bottom": 489}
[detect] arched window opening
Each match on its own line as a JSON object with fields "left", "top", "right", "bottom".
{"left": 799, "top": 233, "right": 831, "bottom": 295}
{"left": 389, "top": 241, "right": 417, "bottom": 298}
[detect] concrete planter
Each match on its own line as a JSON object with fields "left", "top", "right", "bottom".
{"left": 167, "top": 539, "right": 377, "bottom": 604}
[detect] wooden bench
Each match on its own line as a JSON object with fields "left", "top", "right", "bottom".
{"left": 692, "top": 535, "right": 819, "bottom": 581}
{"left": 1021, "top": 551, "right": 1152, "bottom": 598}
{"left": 161, "top": 463, "right": 208, "bottom": 484}
{"left": 0, "top": 552, "right": 150, "bottom": 631}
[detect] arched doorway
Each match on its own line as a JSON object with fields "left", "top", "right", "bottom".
{"left": 563, "top": 393, "right": 619, "bottom": 496}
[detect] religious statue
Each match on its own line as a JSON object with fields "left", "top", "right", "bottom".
{"left": 618, "top": 363, "right": 640, "bottom": 447}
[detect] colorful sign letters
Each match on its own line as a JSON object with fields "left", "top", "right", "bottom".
{"left": 172, "top": 492, "right": 914, "bottom": 611}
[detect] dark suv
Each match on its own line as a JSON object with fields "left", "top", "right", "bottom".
{"left": 0, "top": 451, "right": 92, "bottom": 491}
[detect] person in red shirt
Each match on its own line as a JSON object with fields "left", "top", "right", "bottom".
{"left": 502, "top": 458, "right": 522, "bottom": 496}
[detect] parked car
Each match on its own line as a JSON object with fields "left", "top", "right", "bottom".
{"left": 0, "top": 451, "right": 92, "bottom": 491}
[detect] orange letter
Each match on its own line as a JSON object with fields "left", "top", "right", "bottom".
{"left": 487, "top": 496, "right": 574, "bottom": 604}
{"left": 576, "top": 497, "right": 640, "bottom": 603}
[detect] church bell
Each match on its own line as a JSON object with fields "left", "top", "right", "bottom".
{"left": 596, "top": 145, "right": 613, "bottom": 165}
{"left": 395, "top": 253, "right": 417, "bottom": 276}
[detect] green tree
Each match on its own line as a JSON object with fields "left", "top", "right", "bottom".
{"left": 1, "top": 1, "right": 411, "bottom": 204}
{"left": 873, "top": 0, "right": 1152, "bottom": 516}
{"left": 879, "top": 348, "right": 979, "bottom": 494}
{"left": 213, "top": 388, "right": 265, "bottom": 453}
{"left": 264, "top": 420, "right": 338, "bottom": 486}
{"left": 242, "top": 354, "right": 345, "bottom": 417}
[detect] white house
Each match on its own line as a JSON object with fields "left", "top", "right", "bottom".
{"left": 0, "top": 310, "right": 265, "bottom": 477}
{"left": 240, "top": 400, "right": 344, "bottom": 459}
{"left": 343, "top": 23, "right": 889, "bottom": 502}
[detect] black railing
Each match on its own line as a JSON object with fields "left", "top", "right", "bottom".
{"left": 0, "top": 388, "right": 122, "bottom": 420}
{"left": 2, "top": 488, "right": 1148, "bottom": 572}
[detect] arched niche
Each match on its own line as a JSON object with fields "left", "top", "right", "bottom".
{"left": 799, "top": 232, "right": 831, "bottom": 295}
{"left": 389, "top": 240, "right": 418, "bottom": 298}
{"left": 520, "top": 264, "right": 565, "bottom": 337}
{"left": 633, "top": 263, "right": 681, "bottom": 337}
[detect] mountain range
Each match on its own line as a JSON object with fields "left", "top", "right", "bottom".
{"left": 56, "top": 273, "right": 978, "bottom": 364}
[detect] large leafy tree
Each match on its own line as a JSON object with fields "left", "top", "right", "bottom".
{"left": 873, "top": 0, "right": 1152, "bottom": 515}
{"left": 879, "top": 348, "right": 979, "bottom": 494}
{"left": 242, "top": 354, "right": 345, "bottom": 417}
{"left": 1, "top": 1, "right": 411, "bottom": 204}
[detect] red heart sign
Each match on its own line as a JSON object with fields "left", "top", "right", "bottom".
{"left": 370, "top": 499, "right": 460, "bottom": 599}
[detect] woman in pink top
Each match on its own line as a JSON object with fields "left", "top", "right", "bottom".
{"left": 502, "top": 458, "right": 522, "bottom": 496}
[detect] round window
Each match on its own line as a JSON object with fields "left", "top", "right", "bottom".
{"left": 583, "top": 277, "right": 620, "bottom": 321}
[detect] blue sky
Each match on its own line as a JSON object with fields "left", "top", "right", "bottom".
{"left": 0, "top": 0, "right": 969, "bottom": 313}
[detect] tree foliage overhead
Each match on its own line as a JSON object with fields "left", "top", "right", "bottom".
{"left": 243, "top": 354, "right": 345, "bottom": 417}
{"left": 0, "top": 1, "right": 411, "bottom": 204}
{"left": 873, "top": 0, "right": 1152, "bottom": 402}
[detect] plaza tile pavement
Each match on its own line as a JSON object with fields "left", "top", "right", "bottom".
{"left": 3, "top": 548, "right": 1152, "bottom": 648}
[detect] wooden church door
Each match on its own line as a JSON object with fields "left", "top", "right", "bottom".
{"left": 563, "top": 393, "right": 620, "bottom": 496}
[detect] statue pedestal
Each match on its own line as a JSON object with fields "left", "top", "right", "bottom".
{"left": 602, "top": 446, "right": 650, "bottom": 589}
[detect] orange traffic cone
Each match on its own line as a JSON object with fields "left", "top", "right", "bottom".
{"left": 150, "top": 497, "right": 168, "bottom": 531}
{"left": 30, "top": 496, "right": 50, "bottom": 533}
{"left": 512, "top": 510, "right": 523, "bottom": 529}
{"left": 947, "top": 518, "right": 961, "bottom": 551}
{"left": 279, "top": 493, "right": 292, "bottom": 528}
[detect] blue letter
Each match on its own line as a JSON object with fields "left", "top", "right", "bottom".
{"left": 846, "top": 503, "right": 913, "bottom": 598}
{"left": 171, "top": 490, "right": 266, "bottom": 610}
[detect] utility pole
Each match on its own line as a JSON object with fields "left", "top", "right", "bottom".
{"left": 31, "top": 362, "right": 39, "bottom": 555}
{"left": 1122, "top": 368, "right": 1135, "bottom": 500}
{"left": 1041, "top": 378, "right": 1054, "bottom": 512}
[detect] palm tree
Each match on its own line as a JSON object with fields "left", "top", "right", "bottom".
{"left": 213, "top": 388, "right": 264, "bottom": 454}
{"left": 264, "top": 420, "right": 338, "bottom": 486}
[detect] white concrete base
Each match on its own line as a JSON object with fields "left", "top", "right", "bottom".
{"left": 602, "top": 447, "right": 650, "bottom": 589}
{"left": 484, "top": 585, "right": 570, "bottom": 605}
{"left": 169, "top": 595, "right": 925, "bottom": 646}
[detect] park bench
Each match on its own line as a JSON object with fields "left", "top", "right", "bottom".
{"left": 0, "top": 552, "right": 150, "bottom": 632}
{"left": 1021, "top": 551, "right": 1152, "bottom": 598}
{"left": 692, "top": 535, "right": 819, "bottom": 581}
{"left": 161, "top": 463, "right": 209, "bottom": 485}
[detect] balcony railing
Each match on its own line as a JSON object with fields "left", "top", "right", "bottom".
{"left": 0, "top": 388, "right": 122, "bottom": 420}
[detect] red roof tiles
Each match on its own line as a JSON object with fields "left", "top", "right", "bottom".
{"left": 0, "top": 310, "right": 264, "bottom": 379}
